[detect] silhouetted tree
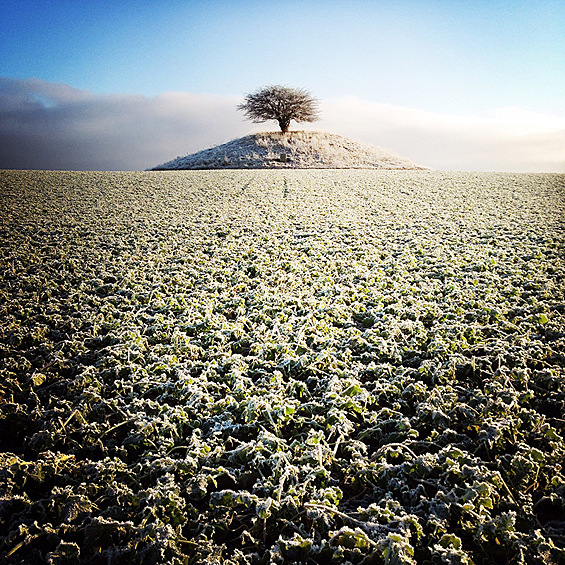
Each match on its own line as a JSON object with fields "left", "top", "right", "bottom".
{"left": 237, "top": 85, "right": 320, "bottom": 133}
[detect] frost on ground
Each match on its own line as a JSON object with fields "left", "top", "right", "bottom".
{"left": 0, "top": 170, "right": 564, "bottom": 564}
{"left": 152, "top": 131, "right": 426, "bottom": 170}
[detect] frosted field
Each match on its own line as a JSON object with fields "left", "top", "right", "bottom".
{"left": 0, "top": 170, "right": 564, "bottom": 564}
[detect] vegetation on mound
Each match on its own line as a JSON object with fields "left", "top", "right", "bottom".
{"left": 152, "top": 131, "right": 424, "bottom": 170}
{"left": 0, "top": 170, "right": 564, "bottom": 564}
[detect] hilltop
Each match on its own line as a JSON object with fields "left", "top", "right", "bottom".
{"left": 151, "top": 131, "right": 425, "bottom": 170}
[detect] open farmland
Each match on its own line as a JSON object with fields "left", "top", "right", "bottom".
{"left": 0, "top": 169, "right": 564, "bottom": 564}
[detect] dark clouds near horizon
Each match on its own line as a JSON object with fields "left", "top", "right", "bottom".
{"left": 1, "top": 77, "right": 564, "bottom": 172}
{"left": 0, "top": 77, "right": 248, "bottom": 170}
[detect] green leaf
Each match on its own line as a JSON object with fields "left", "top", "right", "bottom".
{"left": 538, "top": 313, "right": 549, "bottom": 324}
{"left": 438, "top": 534, "right": 462, "bottom": 550}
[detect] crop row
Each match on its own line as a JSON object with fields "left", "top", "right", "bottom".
{"left": 0, "top": 170, "right": 564, "bottom": 564}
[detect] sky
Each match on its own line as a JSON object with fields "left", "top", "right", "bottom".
{"left": 1, "top": 0, "right": 564, "bottom": 171}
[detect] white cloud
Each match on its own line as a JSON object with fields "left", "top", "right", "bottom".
{"left": 316, "top": 98, "right": 565, "bottom": 172}
{"left": 0, "top": 77, "right": 563, "bottom": 172}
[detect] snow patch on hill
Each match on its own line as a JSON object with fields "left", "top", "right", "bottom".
{"left": 152, "top": 131, "right": 426, "bottom": 170}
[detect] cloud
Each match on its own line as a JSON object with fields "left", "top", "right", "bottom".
{"left": 0, "top": 77, "right": 563, "bottom": 172}
{"left": 316, "top": 99, "right": 565, "bottom": 172}
{"left": 0, "top": 77, "right": 249, "bottom": 170}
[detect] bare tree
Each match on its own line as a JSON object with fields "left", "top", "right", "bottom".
{"left": 237, "top": 85, "right": 320, "bottom": 133}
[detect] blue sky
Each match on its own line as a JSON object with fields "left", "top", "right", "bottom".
{"left": 1, "top": 0, "right": 564, "bottom": 171}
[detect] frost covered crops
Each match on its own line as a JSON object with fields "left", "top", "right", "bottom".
{"left": 0, "top": 170, "right": 564, "bottom": 564}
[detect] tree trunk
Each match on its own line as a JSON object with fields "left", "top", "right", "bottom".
{"left": 278, "top": 119, "right": 290, "bottom": 133}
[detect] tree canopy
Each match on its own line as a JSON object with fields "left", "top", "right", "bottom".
{"left": 237, "top": 85, "right": 320, "bottom": 133}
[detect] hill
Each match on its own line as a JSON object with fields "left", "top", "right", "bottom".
{"left": 151, "top": 131, "right": 425, "bottom": 170}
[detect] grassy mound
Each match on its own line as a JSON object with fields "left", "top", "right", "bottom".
{"left": 152, "top": 131, "right": 426, "bottom": 170}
